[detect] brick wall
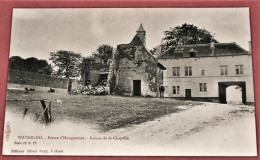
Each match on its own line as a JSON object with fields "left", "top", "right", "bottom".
{"left": 8, "top": 69, "right": 68, "bottom": 89}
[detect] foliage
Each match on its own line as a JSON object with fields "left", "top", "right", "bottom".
{"left": 92, "top": 44, "right": 114, "bottom": 63}
{"left": 149, "top": 47, "right": 157, "bottom": 55}
{"left": 162, "top": 23, "right": 218, "bottom": 52}
{"left": 49, "top": 50, "right": 82, "bottom": 78}
{"left": 9, "top": 56, "right": 52, "bottom": 75}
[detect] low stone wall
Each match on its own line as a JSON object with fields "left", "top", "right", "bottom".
{"left": 7, "top": 83, "right": 68, "bottom": 93}
{"left": 8, "top": 70, "right": 68, "bottom": 89}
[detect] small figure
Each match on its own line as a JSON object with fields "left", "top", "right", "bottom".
{"left": 55, "top": 99, "right": 62, "bottom": 107}
{"left": 47, "top": 88, "right": 55, "bottom": 92}
{"left": 29, "top": 88, "right": 35, "bottom": 91}
{"left": 24, "top": 87, "right": 29, "bottom": 93}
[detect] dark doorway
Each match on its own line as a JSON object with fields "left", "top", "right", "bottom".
{"left": 133, "top": 80, "right": 141, "bottom": 96}
{"left": 185, "top": 89, "right": 192, "bottom": 100}
{"left": 98, "top": 74, "right": 108, "bottom": 85}
{"left": 189, "top": 52, "right": 196, "bottom": 57}
{"left": 218, "top": 81, "right": 246, "bottom": 104}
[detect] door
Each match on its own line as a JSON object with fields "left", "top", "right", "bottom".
{"left": 185, "top": 89, "right": 191, "bottom": 100}
{"left": 218, "top": 83, "right": 227, "bottom": 104}
{"left": 133, "top": 80, "right": 141, "bottom": 96}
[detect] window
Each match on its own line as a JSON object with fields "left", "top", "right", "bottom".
{"left": 173, "top": 86, "right": 180, "bottom": 94}
{"left": 173, "top": 67, "right": 180, "bottom": 76}
{"left": 201, "top": 70, "right": 205, "bottom": 76}
{"left": 235, "top": 65, "right": 244, "bottom": 75}
{"left": 220, "top": 65, "right": 228, "bottom": 75}
{"left": 185, "top": 66, "right": 192, "bottom": 76}
{"left": 189, "top": 52, "right": 196, "bottom": 57}
{"left": 174, "top": 47, "right": 184, "bottom": 54}
{"left": 189, "top": 48, "right": 197, "bottom": 57}
{"left": 199, "top": 83, "right": 207, "bottom": 92}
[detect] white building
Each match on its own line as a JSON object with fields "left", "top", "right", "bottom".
{"left": 158, "top": 42, "right": 254, "bottom": 104}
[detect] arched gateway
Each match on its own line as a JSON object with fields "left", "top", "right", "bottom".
{"left": 218, "top": 81, "right": 246, "bottom": 104}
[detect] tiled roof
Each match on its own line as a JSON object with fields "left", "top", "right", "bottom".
{"left": 158, "top": 43, "right": 249, "bottom": 59}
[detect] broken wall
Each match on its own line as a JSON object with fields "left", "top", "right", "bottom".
{"left": 86, "top": 70, "right": 100, "bottom": 86}
{"left": 83, "top": 58, "right": 110, "bottom": 87}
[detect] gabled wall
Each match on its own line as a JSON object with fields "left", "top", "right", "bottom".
{"left": 114, "top": 42, "right": 163, "bottom": 97}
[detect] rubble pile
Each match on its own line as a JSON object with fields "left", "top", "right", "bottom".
{"left": 73, "top": 85, "right": 109, "bottom": 95}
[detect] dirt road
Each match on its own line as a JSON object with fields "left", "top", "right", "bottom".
{"left": 107, "top": 102, "right": 257, "bottom": 156}
{"left": 3, "top": 102, "right": 257, "bottom": 156}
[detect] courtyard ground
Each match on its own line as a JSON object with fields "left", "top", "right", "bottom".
{"left": 6, "top": 89, "right": 200, "bottom": 131}
{"left": 3, "top": 89, "right": 257, "bottom": 156}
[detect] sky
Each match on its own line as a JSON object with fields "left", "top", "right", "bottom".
{"left": 10, "top": 8, "right": 251, "bottom": 61}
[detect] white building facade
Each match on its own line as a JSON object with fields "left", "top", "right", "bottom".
{"left": 158, "top": 43, "right": 254, "bottom": 104}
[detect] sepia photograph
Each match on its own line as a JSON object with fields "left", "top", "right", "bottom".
{"left": 2, "top": 8, "right": 257, "bottom": 156}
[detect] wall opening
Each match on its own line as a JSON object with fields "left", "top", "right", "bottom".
{"left": 226, "top": 85, "right": 243, "bottom": 104}
{"left": 133, "top": 80, "right": 141, "bottom": 96}
{"left": 189, "top": 52, "right": 196, "bottom": 57}
{"left": 218, "top": 81, "right": 246, "bottom": 104}
{"left": 98, "top": 74, "right": 108, "bottom": 85}
{"left": 185, "top": 89, "right": 192, "bottom": 100}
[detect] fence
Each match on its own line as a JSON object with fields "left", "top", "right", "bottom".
{"left": 8, "top": 69, "right": 68, "bottom": 89}
{"left": 6, "top": 99, "right": 53, "bottom": 124}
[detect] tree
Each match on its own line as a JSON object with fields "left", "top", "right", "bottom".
{"left": 40, "top": 64, "right": 53, "bottom": 75}
{"left": 92, "top": 44, "right": 114, "bottom": 63}
{"left": 9, "top": 56, "right": 25, "bottom": 71}
{"left": 9, "top": 56, "right": 52, "bottom": 75}
{"left": 49, "top": 50, "right": 82, "bottom": 78}
{"left": 161, "top": 23, "right": 218, "bottom": 52}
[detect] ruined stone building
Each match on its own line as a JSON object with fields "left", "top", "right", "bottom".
{"left": 158, "top": 42, "right": 254, "bottom": 104}
{"left": 113, "top": 24, "right": 166, "bottom": 97}
{"left": 82, "top": 55, "right": 113, "bottom": 87}
{"left": 82, "top": 24, "right": 166, "bottom": 97}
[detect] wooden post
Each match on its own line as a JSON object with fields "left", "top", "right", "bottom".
{"left": 48, "top": 102, "right": 52, "bottom": 123}
{"left": 40, "top": 100, "right": 51, "bottom": 124}
{"left": 6, "top": 99, "right": 53, "bottom": 125}
{"left": 23, "top": 107, "right": 28, "bottom": 118}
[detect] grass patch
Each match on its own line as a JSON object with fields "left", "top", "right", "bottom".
{"left": 6, "top": 90, "right": 200, "bottom": 131}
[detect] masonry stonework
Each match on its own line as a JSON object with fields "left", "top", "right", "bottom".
{"left": 8, "top": 69, "right": 68, "bottom": 89}
{"left": 82, "top": 24, "right": 165, "bottom": 97}
{"left": 113, "top": 24, "right": 165, "bottom": 97}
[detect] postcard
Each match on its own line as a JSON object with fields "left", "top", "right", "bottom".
{"left": 2, "top": 8, "right": 257, "bottom": 156}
